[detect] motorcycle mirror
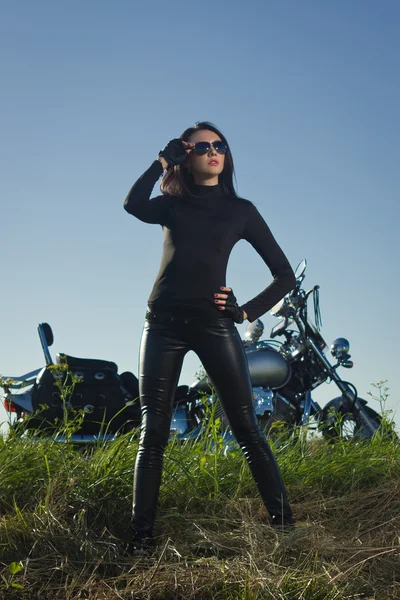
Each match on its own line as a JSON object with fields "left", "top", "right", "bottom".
{"left": 244, "top": 319, "right": 264, "bottom": 343}
{"left": 294, "top": 258, "right": 307, "bottom": 280}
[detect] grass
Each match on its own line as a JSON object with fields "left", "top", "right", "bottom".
{"left": 0, "top": 411, "right": 399, "bottom": 600}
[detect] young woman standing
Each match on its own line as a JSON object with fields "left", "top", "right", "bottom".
{"left": 124, "top": 121, "right": 296, "bottom": 555}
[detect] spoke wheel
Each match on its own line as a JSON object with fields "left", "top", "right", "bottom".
{"left": 320, "top": 405, "right": 397, "bottom": 441}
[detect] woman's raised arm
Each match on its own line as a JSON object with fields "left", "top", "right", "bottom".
{"left": 123, "top": 159, "right": 168, "bottom": 224}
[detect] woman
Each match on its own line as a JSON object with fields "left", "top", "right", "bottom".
{"left": 123, "top": 121, "right": 296, "bottom": 555}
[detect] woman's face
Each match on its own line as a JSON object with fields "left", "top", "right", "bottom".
{"left": 185, "top": 129, "right": 226, "bottom": 179}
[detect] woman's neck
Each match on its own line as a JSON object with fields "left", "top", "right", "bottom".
{"left": 191, "top": 181, "right": 224, "bottom": 197}
{"left": 192, "top": 175, "right": 219, "bottom": 186}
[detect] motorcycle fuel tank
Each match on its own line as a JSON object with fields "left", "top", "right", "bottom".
{"left": 192, "top": 345, "right": 291, "bottom": 392}
{"left": 246, "top": 346, "right": 291, "bottom": 389}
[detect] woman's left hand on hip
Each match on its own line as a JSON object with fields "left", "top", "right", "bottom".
{"left": 213, "top": 286, "right": 247, "bottom": 320}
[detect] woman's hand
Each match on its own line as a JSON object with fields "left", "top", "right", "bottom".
{"left": 213, "top": 286, "right": 248, "bottom": 322}
{"left": 157, "top": 139, "right": 195, "bottom": 169}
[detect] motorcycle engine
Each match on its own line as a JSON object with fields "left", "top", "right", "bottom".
{"left": 212, "top": 388, "right": 295, "bottom": 434}
{"left": 271, "top": 392, "right": 297, "bottom": 425}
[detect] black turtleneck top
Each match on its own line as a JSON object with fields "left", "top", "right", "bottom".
{"left": 124, "top": 159, "right": 296, "bottom": 322}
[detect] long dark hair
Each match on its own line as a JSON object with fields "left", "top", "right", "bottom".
{"left": 160, "top": 121, "right": 242, "bottom": 199}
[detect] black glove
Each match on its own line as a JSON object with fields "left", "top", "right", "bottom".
{"left": 223, "top": 289, "right": 244, "bottom": 324}
{"left": 158, "top": 138, "right": 188, "bottom": 169}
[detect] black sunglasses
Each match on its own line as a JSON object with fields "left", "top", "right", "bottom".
{"left": 191, "top": 141, "right": 228, "bottom": 155}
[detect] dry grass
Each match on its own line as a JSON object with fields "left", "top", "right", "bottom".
{"left": 0, "top": 422, "right": 399, "bottom": 599}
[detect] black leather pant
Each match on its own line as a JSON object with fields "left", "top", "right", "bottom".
{"left": 131, "top": 310, "right": 293, "bottom": 539}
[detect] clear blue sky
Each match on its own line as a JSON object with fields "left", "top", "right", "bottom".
{"left": 1, "top": 0, "right": 399, "bottom": 427}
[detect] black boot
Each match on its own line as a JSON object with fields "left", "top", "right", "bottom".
{"left": 270, "top": 514, "right": 296, "bottom": 534}
{"left": 126, "top": 528, "right": 154, "bottom": 557}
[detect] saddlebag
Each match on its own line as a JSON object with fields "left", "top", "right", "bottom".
{"left": 29, "top": 354, "right": 128, "bottom": 434}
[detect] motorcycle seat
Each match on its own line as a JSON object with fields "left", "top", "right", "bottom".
{"left": 56, "top": 353, "right": 118, "bottom": 372}
{"left": 191, "top": 376, "right": 212, "bottom": 394}
{"left": 174, "top": 385, "right": 190, "bottom": 403}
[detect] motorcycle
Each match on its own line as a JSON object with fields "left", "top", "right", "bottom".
{"left": 170, "top": 258, "right": 393, "bottom": 442}
{"left": 1, "top": 258, "right": 392, "bottom": 445}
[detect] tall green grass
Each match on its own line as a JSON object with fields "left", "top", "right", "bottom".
{"left": 0, "top": 410, "right": 399, "bottom": 599}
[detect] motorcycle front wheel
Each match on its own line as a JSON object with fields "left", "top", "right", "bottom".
{"left": 320, "top": 404, "right": 397, "bottom": 441}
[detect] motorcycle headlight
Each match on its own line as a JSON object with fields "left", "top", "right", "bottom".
{"left": 331, "top": 337, "right": 350, "bottom": 358}
{"left": 270, "top": 296, "right": 289, "bottom": 316}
